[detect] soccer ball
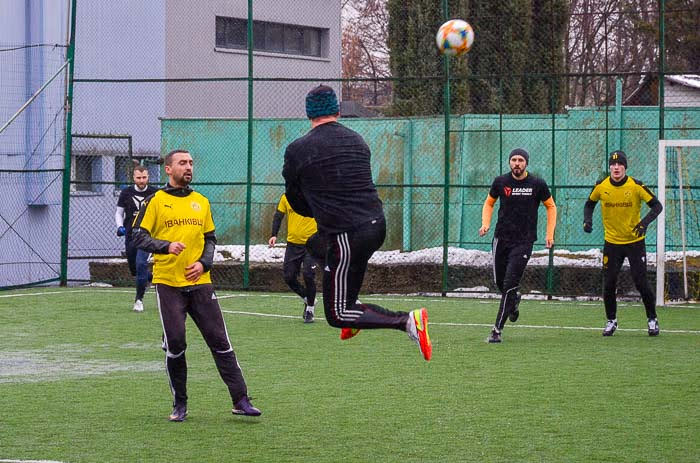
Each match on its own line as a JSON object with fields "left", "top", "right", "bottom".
{"left": 435, "top": 19, "right": 474, "bottom": 56}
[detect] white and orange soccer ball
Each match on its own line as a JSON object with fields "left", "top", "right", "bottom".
{"left": 435, "top": 19, "right": 474, "bottom": 56}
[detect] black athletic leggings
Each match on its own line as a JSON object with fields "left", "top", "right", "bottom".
{"left": 156, "top": 283, "right": 248, "bottom": 406}
{"left": 125, "top": 236, "right": 151, "bottom": 301}
{"left": 322, "top": 217, "right": 408, "bottom": 330}
{"left": 492, "top": 238, "right": 533, "bottom": 330}
{"left": 283, "top": 243, "right": 317, "bottom": 306}
{"left": 602, "top": 240, "right": 656, "bottom": 320}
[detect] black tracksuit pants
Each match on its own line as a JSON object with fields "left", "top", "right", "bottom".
{"left": 492, "top": 238, "right": 533, "bottom": 330}
{"left": 322, "top": 217, "right": 409, "bottom": 330}
{"left": 155, "top": 283, "right": 248, "bottom": 406}
{"left": 283, "top": 242, "right": 317, "bottom": 307}
{"left": 125, "top": 235, "right": 151, "bottom": 301}
{"left": 603, "top": 240, "right": 656, "bottom": 320}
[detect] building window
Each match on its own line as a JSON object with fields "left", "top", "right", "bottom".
{"left": 73, "top": 155, "right": 102, "bottom": 193}
{"left": 216, "top": 16, "right": 326, "bottom": 58}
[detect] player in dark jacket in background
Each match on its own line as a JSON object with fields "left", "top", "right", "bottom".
{"left": 115, "top": 165, "right": 159, "bottom": 312}
{"left": 479, "top": 148, "right": 557, "bottom": 343}
{"left": 282, "top": 85, "right": 432, "bottom": 361}
{"left": 583, "top": 150, "right": 662, "bottom": 336}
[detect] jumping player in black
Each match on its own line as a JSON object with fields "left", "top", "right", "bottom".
{"left": 115, "top": 165, "right": 159, "bottom": 312}
{"left": 282, "top": 85, "right": 432, "bottom": 361}
{"left": 583, "top": 150, "right": 662, "bottom": 336}
{"left": 479, "top": 148, "right": 557, "bottom": 343}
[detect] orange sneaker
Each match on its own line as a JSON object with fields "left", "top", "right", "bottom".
{"left": 407, "top": 308, "right": 432, "bottom": 361}
{"left": 340, "top": 327, "right": 360, "bottom": 340}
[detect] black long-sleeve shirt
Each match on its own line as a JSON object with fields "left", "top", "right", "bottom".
{"left": 282, "top": 121, "right": 384, "bottom": 234}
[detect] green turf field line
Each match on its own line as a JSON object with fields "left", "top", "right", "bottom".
{"left": 0, "top": 459, "right": 67, "bottom": 463}
{"left": 222, "top": 309, "right": 298, "bottom": 319}
{"left": 438, "top": 321, "right": 700, "bottom": 334}
{"left": 219, "top": 309, "right": 700, "bottom": 334}
{"left": 2, "top": 287, "right": 697, "bottom": 310}
{"left": 217, "top": 293, "right": 450, "bottom": 304}
{"left": 0, "top": 290, "right": 89, "bottom": 298}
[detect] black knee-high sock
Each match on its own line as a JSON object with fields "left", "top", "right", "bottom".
{"left": 166, "top": 353, "right": 187, "bottom": 405}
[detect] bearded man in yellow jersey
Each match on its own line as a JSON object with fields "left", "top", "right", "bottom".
{"left": 132, "top": 150, "right": 261, "bottom": 421}
{"left": 268, "top": 193, "right": 318, "bottom": 323}
{"left": 583, "top": 150, "right": 663, "bottom": 337}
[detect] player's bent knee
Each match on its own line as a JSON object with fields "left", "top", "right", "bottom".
{"left": 166, "top": 348, "right": 185, "bottom": 359}
{"left": 325, "top": 314, "right": 344, "bottom": 328}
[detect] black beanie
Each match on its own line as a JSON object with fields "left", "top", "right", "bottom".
{"left": 509, "top": 148, "right": 529, "bottom": 164}
{"left": 609, "top": 150, "right": 627, "bottom": 168}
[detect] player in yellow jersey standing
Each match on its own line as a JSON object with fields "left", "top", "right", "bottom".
{"left": 132, "top": 149, "right": 261, "bottom": 421}
{"left": 268, "top": 193, "right": 318, "bottom": 323}
{"left": 583, "top": 150, "right": 663, "bottom": 337}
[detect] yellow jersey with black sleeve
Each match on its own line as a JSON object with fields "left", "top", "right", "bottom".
{"left": 135, "top": 189, "right": 215, "bottom": 286}
{"left": 588, "top": 176, "right": 655, "bottom": 245}
{"left": 277, "top": 194, "right": 317, "bottom": 245}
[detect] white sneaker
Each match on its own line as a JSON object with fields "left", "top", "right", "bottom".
{"left": 602, "top": 319, "right": 617, "bottom": 336}
{"left": 303, "top": 305, "right": 315, "bottom": 323}
{"left": 647, "top": 318, "right": 659, "bottom": 336}
{"left": 132, "top": 300, "right": 144, "bottom": 312}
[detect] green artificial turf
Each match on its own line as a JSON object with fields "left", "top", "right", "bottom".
{"left": 1, "top": 288, "right": 698, "bottom": 462}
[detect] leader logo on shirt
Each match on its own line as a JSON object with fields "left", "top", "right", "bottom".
{"left": 504, "top": 186, "right": 512, "bottom": 197}
{"left": 510, "top": 187, "right": 533, "bottom": 196}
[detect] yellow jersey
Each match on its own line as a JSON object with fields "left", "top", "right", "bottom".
{"left": 277, "top": 194, "right": 317, "bottom": 245}
{"left": 135, "top": 189, "right": 215, "bottom": 286}
{"left": 588, "top": 176, "right": 655, "bottom": 245}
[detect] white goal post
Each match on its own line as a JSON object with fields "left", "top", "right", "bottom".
{"left": 656, "top": 139, "right": 700, "bottom": 306}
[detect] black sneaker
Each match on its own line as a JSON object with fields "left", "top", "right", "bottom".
{"left": 232, "top": 396, "right": 262, "bottom": 416}
{"left": 508, "top": 293, "right": 521, "bottom": 323}
{"left": 486, "top": 328, "right": 502, "bottom": 343}
{"left": 602, "top": 319, "right": 617, "bottom": 337}
{"left": 168, "top": 403, "right": 187, "bottom": 422}
{"left": 647, "top": 318, "right": 660, "bottom": 336}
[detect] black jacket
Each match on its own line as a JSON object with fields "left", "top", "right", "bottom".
{"left": 282, "top": 121, "right": 384, "bottom": 234}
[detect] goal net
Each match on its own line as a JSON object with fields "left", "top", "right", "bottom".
{"left": 656, "top": 140, "right": 700, "bottom": 305}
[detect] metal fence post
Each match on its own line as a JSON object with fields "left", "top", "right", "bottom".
{"left": 243, "top": 0, "right": 254, "bottom": 289}
{"left": 60, "top": 0, "right": 78, "bottom": 286}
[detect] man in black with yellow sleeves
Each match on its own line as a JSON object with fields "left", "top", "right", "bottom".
{"left": 479, "top": 148, "right": 557, "bottom": 343}
{"left": 583, "top": 150, "right": 663, "bottom": 337}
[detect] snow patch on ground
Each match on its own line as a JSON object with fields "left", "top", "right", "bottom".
{"left": 99, "top": 244, "right": 698, "bottom": 269}
{"left": 213, "top": 245, "right": 699, "bottom": 268}
{"left": 0, "top": 345, "right": 160, "bottom": 384}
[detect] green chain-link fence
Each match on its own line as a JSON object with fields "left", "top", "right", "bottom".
{"left": 2, "top": 1, "right": 699, "bottom": 300}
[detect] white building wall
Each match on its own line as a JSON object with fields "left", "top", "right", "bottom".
{"left": 665, "top": 81, "right": 700, "bottom": 107}
{"left": 165, "top": 0, "right": 342, "bottom": 118}
{"left": 72, "top": 0, "right": 167, "bottom": 154}
{"left": 1, "top": 0, "right": 342, "bottom": 285}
